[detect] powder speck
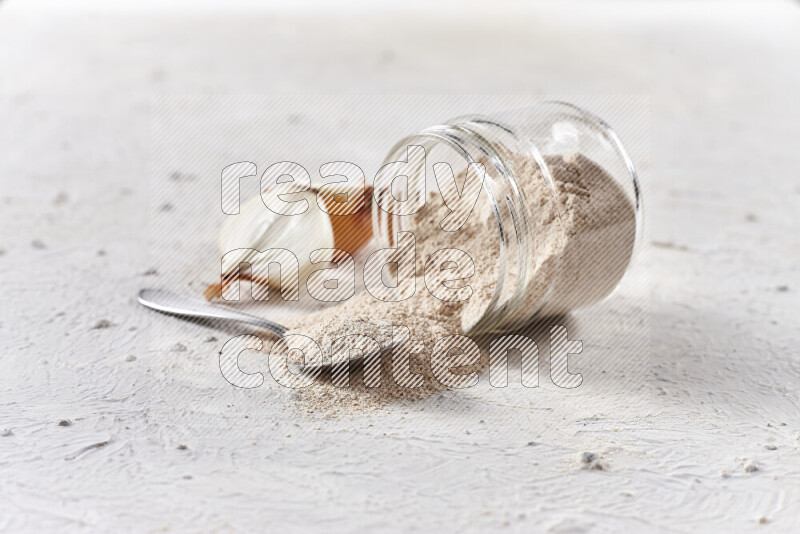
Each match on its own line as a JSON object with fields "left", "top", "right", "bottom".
{"left": 742, "top": 459, "right": 759, "bottom": 473}
{"left": 579, "top": 452, "right": 607, "bottom": 471}
{"left": 53, "top": 192, "right": 69, "bottom": 205}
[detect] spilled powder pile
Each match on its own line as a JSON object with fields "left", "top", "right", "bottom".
{"left": 274, "top": 152, "right": 636, "bottom": 416}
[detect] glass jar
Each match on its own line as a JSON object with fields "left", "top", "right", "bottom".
{"left": 372, "top": 101, "right": 642, "bottom": 335}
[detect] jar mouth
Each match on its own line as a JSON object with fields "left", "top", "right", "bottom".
{"left": 372, "top": 123, "right": 536, "bottom": 334}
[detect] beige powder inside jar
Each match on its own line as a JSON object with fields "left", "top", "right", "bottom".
{"left": 275, "top": 152, "right": 636, "bottom": 416}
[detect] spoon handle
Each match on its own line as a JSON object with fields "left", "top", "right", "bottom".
{"left": 137, "top": 288, "right": 286, "bottom": 337}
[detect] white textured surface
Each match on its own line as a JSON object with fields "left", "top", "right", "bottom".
{"left": 1, "top": 2, "right": 800, "bottom": 532}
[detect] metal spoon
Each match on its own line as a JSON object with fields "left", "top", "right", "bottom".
{"left": 137, "top": 288, "right": 378, "bottom": 373}
{"left": 137, "top": 288, "right": 287, "bottom": 337}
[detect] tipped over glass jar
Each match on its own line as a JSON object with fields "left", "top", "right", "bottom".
{"left": 370, "top": 101, "right": 642, "bottom": 335}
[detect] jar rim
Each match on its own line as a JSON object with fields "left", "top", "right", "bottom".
{"left": 372, "top": 122, "right": 533, "bottom": 333}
